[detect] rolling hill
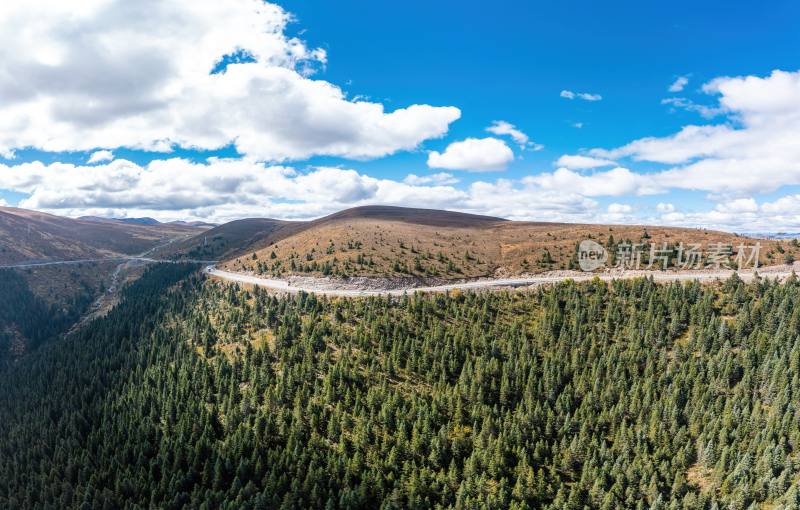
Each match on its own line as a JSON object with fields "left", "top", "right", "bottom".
{"left": 152, "top": 218, "right": 303, "bottom": 261}
{"left": 217, "top": 205, "right": 799, "bottom": 279}
{"left": 0, "top": 207, "right": 204, "bottom": 265}
{"left": 0, "top": 207, "right": 208, "bottom": 361}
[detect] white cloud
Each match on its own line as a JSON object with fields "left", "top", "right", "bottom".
{"left": 0, "top": 0, "right": 460, "bottom": 162}
{"left": 668, "top": 76, "right": 689, "bottom": 92}
{"left": 591, "top": 69, "right": 800, "bottom": 195}
{"left": 572, "top": 122, "right": 584, "bottom": 129}
{"left": 427, "top": 137, "right": 514, "bottom": 172}
{"left": 464, "top": 179, "right": 598, "bottom": 221}
{"left": 525, "top": 167, "right": 658, "bottom": 197}
{"left": 0, "top": 158, "right": 461, "bottom": 222}
{"left": 485, "top": 120, "right": 543, "bottom": 150}
{"left": 714, "top": 197, "right": 759, "bottom": 214}
{"left": 604, "top": 202, "right": 636, "bottom": 222}
{"left": 0, "top": 157, "right": 609, "bottom": 223}
{"left": 403, "top": 173, "right": 459, "bottom": 186}
{"left": 9, "top": 154, "right": 800, "bottom": 231}
{"left": 560, "top": 90, "right": 602, "bottom": 101}
{"left": 661, "top": 97, "right": 723, "bottom": 118}
{"left": 0, "top": 198, "right": 7, "bottom": 207}
{"left": 653, "top": 195, "right": 800, "bottom": 232}
{"left": 88, "top": 150, "right": 114, "bottom": 164}
{"left": 555, "top": 155, "right": 616, "bottom": 170}
{"left": 607, "top": 203, "right": 633, "bottom": 214}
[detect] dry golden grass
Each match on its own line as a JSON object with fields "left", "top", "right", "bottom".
{"left": 222, "top": 211, "right": 798, "bottom": 279}
{"left": 0, "top": 206, "right": 202, "bottom": 264}
{"left": 686, "top": 463, "right": 717, "bottom": 494}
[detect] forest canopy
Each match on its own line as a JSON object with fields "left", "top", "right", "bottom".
{"left": 2, "top": 265, "right": 800, "bottom": 509}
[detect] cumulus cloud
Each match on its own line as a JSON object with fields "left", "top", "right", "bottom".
{"left": 604, "top": 203, "right": 636, "bottom": 222}
{"left": 88, "top": 150, "right": 114, "bottom": 164}
{"left": 0, "top": 157, "right": 611, "bottom": 223}
{"left": 0, "top": 159, "right": 459, "bottom": 222}
{"left": 427, "top": 137, "right": 514, "bottom": 172}
{"left": 0, "top": 198, "right": 8, "bottom": 207}
{"left": 591, "top": 69, "right": 800, "bottom": 195}
{"left": 403, "top": 173, "right": 459, "bottom": 186}
{"left": 464, "top": 180, "right": 598, "bottom": 221}
{"left": 485, "top": 121, "right": 543, "bottom": 150}
{"left": 668, "top": 76, "right": 689, "bottom": 92}
{"left": 714, "top": 197, "right": 759, "bottom": 214}
{"left": 0, "top": 0, "right": 460, "bottom": 162}
{"left": 555, "top": 155, "right": 616, "bottom": 170}
{"left": 560, "top": 90, "right": 602, "bottom": 101}
{"left": 8, "top": 154, "right": 800, "bottom": 230}
{"left": 525, "top": 167, "right": 659, "bottom": 197}
{"left": 607, "top": 203, "right": 633, "bottom": 214}
{"left": 653, "top": 195, "right": 800, "bottom": 232}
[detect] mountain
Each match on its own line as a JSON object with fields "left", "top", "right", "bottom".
{"left": 168, "top": 220, "right": 218, "bottom": 228}
{"left": 315, "top": 205, "right": 506, "bottom": 227}
{"left": 0, "top": 207, "right": 202, "bottom": 265}
{"left": 0, "top": 207, "right": 206, "bottom": 361}
{"left": 152, "top": 218, "right": 303, "bottom": 261}
{"left": 218, "top": 205, "right": 794, "bottom": 279}
{"left": 81, "top": 215, "right": 217, "bottom": 229}
{"left": 77, "top": 215, "right": 160, "bottom": 226}
{"left": 117, "top": 217, "right": 161, "bottom": 225}
{"left": 157, "top": 206, "right": 506, "bottom": 264}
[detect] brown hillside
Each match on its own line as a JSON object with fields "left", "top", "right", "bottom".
{"left": 220, "top": 206, "right": 799, "bottom": 279}
{"left": 153, "top": 218, "right": 304, "bottom": 261}
{"left": 0, "top": 207, "right": 202, "bottom": 265}
{"left": 157, "top": 206, "right": 505, "bottom": 262}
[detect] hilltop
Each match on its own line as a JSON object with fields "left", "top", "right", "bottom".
{"left": 216, "top": 205, "right": 796, "bottom": 279}
{"left": 153, "top": 218, "right": 302, "bottom": 261}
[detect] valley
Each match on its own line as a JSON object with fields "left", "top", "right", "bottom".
{"left": 3, "top": 205, "right": 800, "bottom": 508}
{"left": 0, "top": 206, "right": 203, "bottom": 265}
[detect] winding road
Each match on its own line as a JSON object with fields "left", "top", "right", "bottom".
{"left": 5, "top": 256, "right": 796, "bottom": 297}
{"left": 205, "top": 264, "right": 799, "bottom": 297}
{"left": 0, "top": 256, "right": 218, "bottom": 269}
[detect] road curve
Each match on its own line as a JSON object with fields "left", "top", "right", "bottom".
{"left": 4, "top": 257, "right": 795, "bottom": 296}
{"left": 206, "top": 265, "right": 799, "bottom": 297}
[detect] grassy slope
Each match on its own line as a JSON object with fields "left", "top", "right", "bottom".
{"left": 0, "top": 207, "right": 203, "bottom": 265}
{"left": 221, "top": 206, "right": 798, "bottom": 279}
{"left": 152, "top": 218, "right": 302, "bottom": 261}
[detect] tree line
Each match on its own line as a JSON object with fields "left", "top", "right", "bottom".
{"left": 2, "top": 265, "right": 800, "bottom": 508}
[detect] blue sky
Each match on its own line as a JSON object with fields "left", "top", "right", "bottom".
{"left": 1, "top": 0, "right": 800, "bottom": 230}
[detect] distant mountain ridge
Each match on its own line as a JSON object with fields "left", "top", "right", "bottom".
{"left": 79, "top": 216, "right": 217, "bottom": 228}
{"left": 168, "top": 220, "right": 218, "bottom": 228}
{"left": 118, "top": 217, "right": 160, "bottom": 225}
{"left": 0, "top": 207, "right": 202, "bottom": 265}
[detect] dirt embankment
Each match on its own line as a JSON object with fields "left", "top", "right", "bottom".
{"left": 209, "top": 262, "right": 800, "bottom": 297}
